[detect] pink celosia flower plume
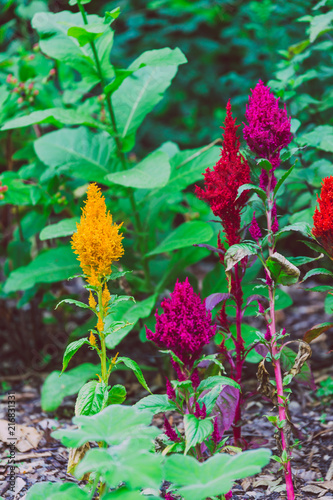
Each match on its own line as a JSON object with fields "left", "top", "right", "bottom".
{"left": 195, "top": 100, "right": 251, "bottom": 246}
{"left": 243, "top": 80, "right": 292, "bottom": 190}
{"left": 145, "top": 278, "right": 216, "bottom": 371}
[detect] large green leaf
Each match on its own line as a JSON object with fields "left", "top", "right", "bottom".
{"left": 75, "top": 380, "right": 109, "bottom": 416}
{"left": 52, "top": 404, "right": 159, "bottom": 447}
{"left": 34, "top": 127, "right": 116, "bottom": 182}
{"left": 309, "top": 11, "right": 333, "bottom": 42}
{"left": 298, "top": 125, "right": 333, "bottom": 153}
{"left": 184, "top": 415, "right": 213, "bottom": 454}
{"left": 112, "top": 48, "right": 186, "bottom": 139}
{"left": 75, "top": 440, "right": 163, "bottom": 490}
{"left": 26, "top": 483, "right": 89, "bottom": 500}
{"left": 1, "top": 108, "right": 107, "bottom": 132}
{"left": 4, "top": 246, "right": 80, "bottom": 293}
{"left": 164, "top": 449, "right": 271, "bottom": 500}
{"left": 31, "top": 11, "right": 102, "bottom": 82}
{"left": 134, "top": 394, "right": 177, "bottom": 413}
{"left": 106, "top": 150, "right": 170, "bottom": 188}
{"left": 40, "top": 218, "right": 80, "bottom": 240}
{"left": 116, "top": 357, "right": 151, "bottom": 393}
{"left": 41, "top": 363, "right": 100, "bottom": 412}
{"left": 147, "top": 221, "right": 213, "bottom": 256}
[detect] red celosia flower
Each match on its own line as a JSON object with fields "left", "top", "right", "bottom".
{"left": 195, "top": 101, "right": 251, "bottom": 246}
{"left": 243, "top": 80, "right": 292, "bottom": 190}
{"left": 312, "top": 176, "right": 333, "bottom": 257}
{"left": 249, "top": 212, "right": 262, "bottom": 242}
{"left": 146, "top": 278, "right": 216, "bottom": 371}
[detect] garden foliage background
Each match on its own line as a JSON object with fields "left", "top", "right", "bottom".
{"left": 1, "top": 0, "right": 333, "bottom": 393}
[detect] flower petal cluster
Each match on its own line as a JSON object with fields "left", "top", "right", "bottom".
{"left": 196, "top": 101, "right": 251, "bottom": 246}
{"left": 312, "top": 176, "right": 333, "bottom": 257}
{"left": 146, "top": 278, "right": 216, "bottom": 369}
{"left": 243, "top": 80, "right": 292, "bottom": 189}
{"left": 71, "top": 183, "right": 124, "bottom": 286}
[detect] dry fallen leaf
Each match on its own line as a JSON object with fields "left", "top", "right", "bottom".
{"left": 0, "top": 420, "right": 42, "bottom": 452}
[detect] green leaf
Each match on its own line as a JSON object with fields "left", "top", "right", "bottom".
{"left": 34, "top": 127, "right": 116, "bottom": 183}
{"left": 106, "top": 150, "right": 170, "bottom": 188}
{"left": 184, "top": 415, "right": 213, "bottom": 454}
{"left": 257, "top": 158, "right": 272, "bottom": 172}
{"left": 303, "top": 322, "right": 333, "bottom": 344}
{"left": 61, "top": 338, "right": 90, "bottom": 373}
{"left": 164, "top": 449, "right": 271, "bottom": 500}
{"left": 280, "top": 347, "right": 314, "bottom": 389}
{"left": 275, "top": 222, "right": 312, "bottom": 240}
{"left": 302, "top": 238, "right": 331, "bottom": 258}
{"left": 224, "top": 243, "right": 258, "bottom": 272}
{"left": 74, "top": 440, "right": 163, "bottom": 490}
{"left": 310, "top": 11, "right": 333, "bottom": 42}
{"left": 288, "top": 254, "right": 323, "bottom": 266}
{"left": 4, "top": 246, "right": 80, "bottom": 293}
{"left": 112, "top": 48, "right": 186, "bottom": 140}
{"left": 298, "top": 125, "right": 333, "bottom": 153}
{"left": 108, "top": 384, "right": 127, "bottom": 405}
{"left": 2, "top": 108, "right": 106, "bottom": 132}
{"left": 69, "top": 0, "right": 91, "bottom": 5}
{"left": 68, "top": 23, "right": 109, "bottom": 47}
{"left": 75, "top": 380, "right": 109, "bottom": 416}
{"left": 236, "top": 184, "right": 267, "bottom": 203}
{"left": 198, "top": 376, "right": 240, "bottom": 392}
{"left": 302, "top": 268, "right": 333, "bottom": 282}
{"left": 26, "top": 483, "right": 90, "bottom": 500}
{"left": 266, "top": 252, "right": 300, "bottom": 286}
{"left": 56, "top": 298, "right": 92, "bottom": 311}
{"left": 40, "top": 218, "right": 80, "bottom": 240}
{"left": 116, "top": 357, "right": 151, "bottom": 393}
{"left": 52, "top": 404, "right": 158, "bottom": 448}
{"left": 41, "top": 363, "right": 100, "bottom": 412}
{"left": 134, "top": 394, "right": 177, "bottom": 413}
{"left": 325, "top": 293, "right": 333, "bottom": 314}
{"left": 273, "top": 162, "right": 296, "bottom": 197}
{"left": 104, "top": 489, "right": 158, "bottom": 500}
{"left": 147, "top": 221, "right": 213, "bottom": 256}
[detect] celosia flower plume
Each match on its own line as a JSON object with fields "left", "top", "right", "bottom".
{"left": 196, "top": 100, "right": 251, "bottom": 246}
{"left": 146, "top": 278, "right": 216, "bottom": 370}
{"left": 312, "top": 176, "right": 333, "bottom": 258}
{"left": 243, "top": 80, "right": 292, "bottom": 189}
{"left": 71, "top": 183, "right": 124, "bottom": 286}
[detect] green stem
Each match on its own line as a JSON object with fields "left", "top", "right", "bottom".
{"left": 97, "top": 287, "right": 107, "bottom": 383}
{"left": 76, "top": 0, "right": 152, "bottom": 291}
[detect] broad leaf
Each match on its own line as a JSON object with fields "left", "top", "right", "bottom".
{"left": 4, "top": 246, "right": 80, "bottom": 292}
{"left": 184, "top": 415, "right": 213, "bottom": 454}
{"left": 106, "top": 150, "right": 170, "bottom": 189}
{"left": 205, "top": 293, "right": 233, "bottom": 311}
{"left": 61, "top": 338, "right": 91, "bottom": 373}
{"left": 34, "top": 127, "right": 116, "bottom": 183}
{"left": 135, "top": 394, "right": 177, "bottom": 413}
{"left": 213, "top": 385, "right": 240, "bottom": 435}
{"left": 164, "top": 449, "right": 271, "bottom": 500}
{"left": 198, "top": 376, "right": 240, "bottom": 392}
{"left": 280, "top": 347, "right": 315, "bottom": 390}
{"left": 108, "top": 384, "right": 127, "bottom": 405}
{"left": 40, "top": 218, "right": 79, "bottom": 240}
{"left": 75, "top": 380, "right": 109, "bottom": 416}
{"left": 265, "top": 252, "right": 300, "bottom": 286}
{"left": 52, "top": 404, "right": 159, "bottom": 447}
{"left": 56, "top": 299, "right": 92, "bottom": 311}
{"left": 302, "top": 267, "right": 333, "bottom": 282}
{"left": 310, "top": 11, "right": 333, "bottom": 42}
{"left": 236, "top": 183, "right": 267, "bottom": 203}
{"left": 275, "top": 222, "right": 312, "bottom": 240}
{"left": 112, "top": 48, "right": 186, "bottom": 140}
{"left": 41, "top": 363, "right": 100, "bottom": 412}
{"left": 147, "top": 221, "right": 213, "bottom": 256}
{"left": 224, "top": 243, "right": 258, "bottom": 272}
{"left": 26, "top": 483, "right": 89, "bottom": 500}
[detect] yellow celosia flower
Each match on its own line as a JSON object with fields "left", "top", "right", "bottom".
{"left": 102, "top": 284, "right": 111, "bottom": 312}
{"left": 89, "top": 291, "right": 97, "bottom": 309}
{"left": 96, "top": 313, "right": 104, "bottom": 332}
{"left": 89, "top": 331, "right": 97, "bottom": 346}
{"left": 71, "top": 183, "right": 124, "bottom": 287}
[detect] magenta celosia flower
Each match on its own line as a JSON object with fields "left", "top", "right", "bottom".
{"left": 264, "top": 269, "right": 273, "bottom": 287}
{"left": 249, "top": 212, "right": 262, "bottom": 242}
{"left": 265, "top": 325, "right": 272, "bottom": 341}
{"left": 225, "top": 491, "right": 233, "bottom": 500}
{"left": 146, "top": 278, "right": 216, "bottom": 370}
{"left": 166, "top": 378, "right": 176, "bottom": 401}
{"left": 212, "top": 417, "right": 221, "bottom": 445}
{"left": 165, "top": 492, "right": 177, "bottom": 500}
{"left": 196, "top": 100, "right": 251, "bottom": 246}
{"left": 243, "top": 80, "right": 292, "bottom": 190}
{"left": 164, "top": 416, "right": 180, "bottom": 442}
{"left": 194, "top": 402, "right": 207, "bottom": 419}
{"left": 190, "top": 369, "right": 200, "bottom": 390}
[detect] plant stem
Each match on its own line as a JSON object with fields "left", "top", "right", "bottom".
{"left": 232, "top": 264, "right": 244, "bottom": 444}
{"left": 76, "top": 0, "right": 152, "bottom": 291}
{"left": 97, "top": 287, "right": 107, "bottom": 383}
{"left": 265, "top": 171, "right": 295, "bottom": 500}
